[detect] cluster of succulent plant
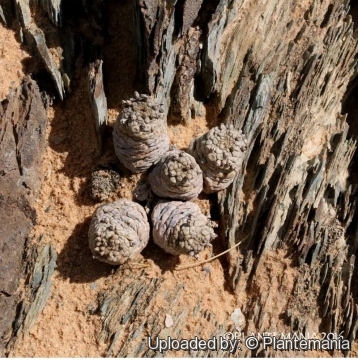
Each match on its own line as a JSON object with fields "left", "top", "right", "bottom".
{"left": 88, "top": 199, "right": 150, "bottom": 265}
{"left": 89, "top": 93, "right": 249, "bottom": 265}
{"left": 188, "top": 124, "right": 248, "bottom": 193}
{"left": 113, "top": 92, "right": 170, "bottom": 173}
{"left": 151, "top": 200, "right": 217, "bottom": 256}
{"left": 148, "top": 149, "right": 203, "bottom": 201}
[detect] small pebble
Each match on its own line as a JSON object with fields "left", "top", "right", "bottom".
{"left": 165, "top": 314, "right": 174, "bottom": 328}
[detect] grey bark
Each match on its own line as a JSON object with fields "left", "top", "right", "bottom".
{"left": 88, "top": 60, "right": 108, "bottom": 151}
{"left": 15, "top": 0, "right": 65, "bottom": 99}
{"left": 0, "top": 77, "right": 56, "bottom": 356}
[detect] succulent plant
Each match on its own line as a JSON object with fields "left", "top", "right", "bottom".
{"left": 188, "top": 124, "right": 248, "bottom": 193}
{"left": 89, "top": 167, "right": 121, "bottom": 202}
{"left": 151, "top": 200, "right": 216, "bottom": 256}
{"left": 88, "top": 199, "right": 150, "bottom": 265}
{"left": 148, "top": 149, "right": 203, "bottom": 200}
{"left": 113, "top": 92, "right": 170, "bottom": 173}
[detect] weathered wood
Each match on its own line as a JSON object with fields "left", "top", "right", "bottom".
{"left": 97, "top": 267, "right": 231, "bottom": 357}
{"left": 88, "top": 60, "right": 108, "bottom": 151}
{"left": 7, "top": 243, "right": 57, "bottom": 354}
{"left": 169, "top": 27, "right": 201, "bottom": 122}
{"left": 0, "top": 0, "right": 13, "bottom": 25}
{"left": 15, "top": 0, "right": 65, "bottom": 99}
{"left": 34, "top": 0, "right": 61, "bottom": 26}
{"left": 0, "top": 77, "right": 49, "bottom": 356}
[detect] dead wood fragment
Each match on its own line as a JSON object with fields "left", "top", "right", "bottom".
{"left": 8, "top": 243, "right": 57, "bottom": 354}
{"left": 0, "top": 77, "right": 49, "bottom": 356}
{"left": 88, "top": 60, "right": 108, "bottom": 151}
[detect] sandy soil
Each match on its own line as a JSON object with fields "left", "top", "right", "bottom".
{"left": 0, "top": 23, "right": 31, "bottom": 100}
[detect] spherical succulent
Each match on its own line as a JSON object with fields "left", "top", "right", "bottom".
{"left": 148, "top": 149, "right": 203, "bottom": 200}
{"left": 89, "top": 168, "right": 121, "bottom": 202}
{"left": 113, "top": 92, "right": 170, "bottom": 173}
{"left": 88, "top": 199, "right": 150, "bottom": 265}
{"left": 188, "top": 124, "right": 248, "bottom": 193}
{"left": 151, "top": 200, "right": 216, "bottom": 256}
